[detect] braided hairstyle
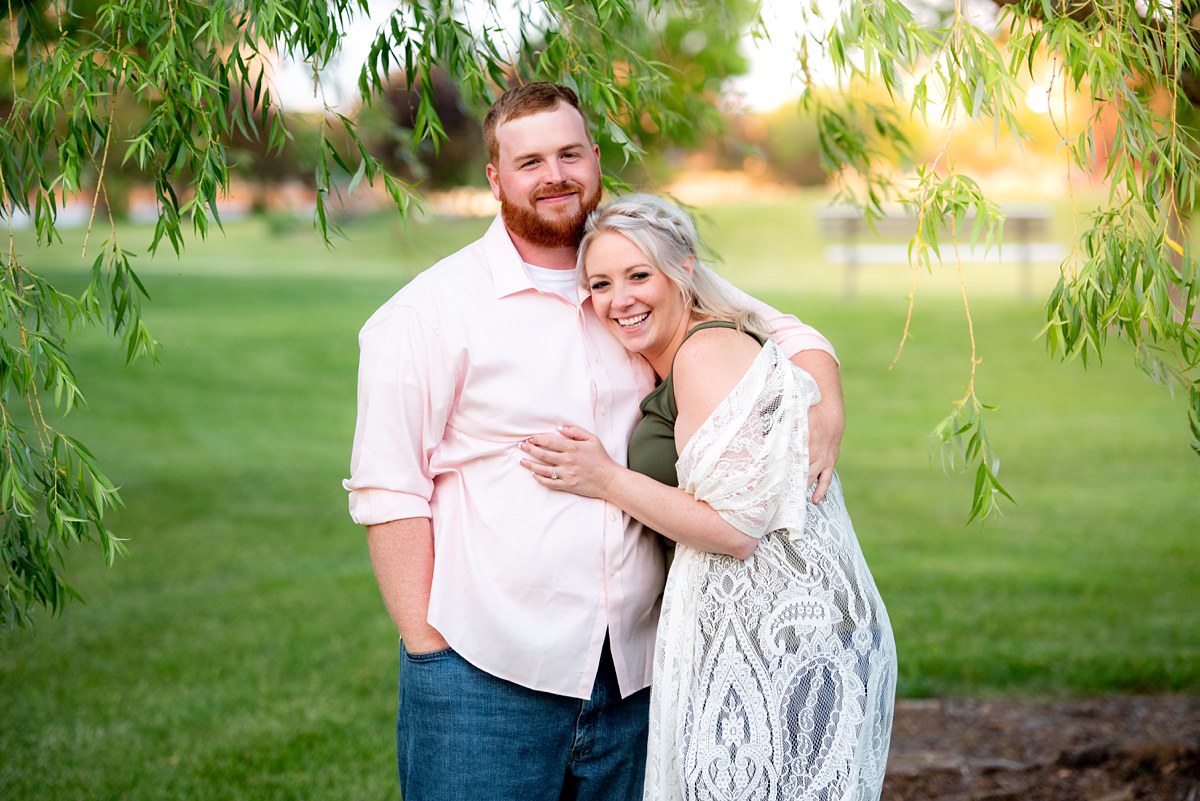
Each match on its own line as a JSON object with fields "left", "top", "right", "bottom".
{"left": 577, "top": 194, "right": 771, "bottom": 339}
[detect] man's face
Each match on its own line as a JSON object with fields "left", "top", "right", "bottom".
{"left": 486, "top": 103, "right": 602, "bottom": 249}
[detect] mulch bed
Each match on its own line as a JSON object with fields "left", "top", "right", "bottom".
{"left": 883, "top": 695, "right": 1200, "bottom": 801}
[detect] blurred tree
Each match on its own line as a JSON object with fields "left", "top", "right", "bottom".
{"left": 612, "top": 0, "right": 756, "bottom": 181}
{"left": 225, "top": 100, "right": 323, "bottom": 206}
{"left": 740, "top": 106, "right": 825, "bottom": 186}
{"left": 365, "top": 69, "right": 486, "bottom": 189}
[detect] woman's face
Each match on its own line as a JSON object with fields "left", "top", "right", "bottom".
{"left": 584, "top": 231, "right": 691, "bottom": 376}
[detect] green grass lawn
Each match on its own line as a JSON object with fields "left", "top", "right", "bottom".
{"left": 1, "top": 198, "right": 1197, "bottom": 800}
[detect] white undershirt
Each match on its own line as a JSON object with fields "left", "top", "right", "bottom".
{"left": 525, "top": 262, "right": 580, "bottom": 302}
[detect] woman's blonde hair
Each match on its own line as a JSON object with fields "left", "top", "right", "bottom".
{"left": 577, "top": 194, "right": 770, "bottom": 339}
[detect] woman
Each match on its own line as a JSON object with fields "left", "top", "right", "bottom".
{"left": 519, "top": 195, "right": 896, "bottom": 801}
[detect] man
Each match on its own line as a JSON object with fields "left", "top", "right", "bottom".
{"left": 344, "top": 82, "right": 844, "bottom": 801}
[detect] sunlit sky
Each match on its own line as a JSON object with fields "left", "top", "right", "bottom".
{"left": 274, "top": 2, "right": 814, "bottom": 114}
{"left": 729, "top": 1, "right": 815, "bottom": 112}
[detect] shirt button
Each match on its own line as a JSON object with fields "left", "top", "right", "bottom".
{"left": 610, "top": 512, "right": 618, "bottom": 522}
{"left": 598, "top": 407, "right": 607, "bottom": 416}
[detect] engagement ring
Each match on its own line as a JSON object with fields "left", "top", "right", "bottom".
{"left": 551, "top": 470, "right": 558, "bottom": 480}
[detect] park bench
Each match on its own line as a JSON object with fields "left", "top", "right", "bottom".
{"left": 817, "top": 202, "right": 1064, "bottom": 299}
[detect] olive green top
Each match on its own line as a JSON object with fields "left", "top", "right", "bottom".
{"left": 627, "top": 320, "right": 766, "bottom": 562}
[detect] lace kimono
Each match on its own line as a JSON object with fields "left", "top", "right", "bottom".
{"left": 644, "top": 339, "right": 896, "bottom": 801}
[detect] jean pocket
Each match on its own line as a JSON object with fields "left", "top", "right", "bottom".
{"left": 403, "top": 645, "right": 455, "bottom": 663}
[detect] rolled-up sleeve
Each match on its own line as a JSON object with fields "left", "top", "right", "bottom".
{"left": 343, "top": 300, "right": 455, "bottom": 525}
{"left": 710, "top": 273, "right": 838, "bottom": 363}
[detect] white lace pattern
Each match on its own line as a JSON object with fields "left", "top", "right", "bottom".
{"left": 645, "top": 341, "right": 897, "bottom": 801}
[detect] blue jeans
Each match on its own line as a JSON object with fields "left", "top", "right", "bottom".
{"left": 396, "top": 638, "right": 650, "bottom": 801}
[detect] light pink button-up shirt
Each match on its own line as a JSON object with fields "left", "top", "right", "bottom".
{"left": 344, "top": 215, "right": 835, "bottom": 700}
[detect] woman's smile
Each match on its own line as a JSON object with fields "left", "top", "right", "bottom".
{"left": 616, "top": 311, "right": 650, "bottom": 329}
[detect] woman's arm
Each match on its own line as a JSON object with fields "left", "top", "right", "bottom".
{"left": 521, "top": 429, "right": 756, "bottom": 560}
{"left": 520, "top": 428, "right": 758, "bottom": 560}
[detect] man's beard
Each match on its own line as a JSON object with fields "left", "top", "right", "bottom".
{"left": 499, "top": 180, "right": 602, "bottom": 249}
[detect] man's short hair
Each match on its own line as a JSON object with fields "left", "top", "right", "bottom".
{"left": 484, "top": 83, "right": 588, "bottom": 165}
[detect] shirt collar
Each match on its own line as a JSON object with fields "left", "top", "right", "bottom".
{"left": 484, "top": 214, "right": 587, "bottom": 305}
{"left": 484, "top": 215, "right": 537, "bottom": 299}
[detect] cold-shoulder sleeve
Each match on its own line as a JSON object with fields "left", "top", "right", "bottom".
{"left": 676, "top": 339, "right": 820, "bottom": 539}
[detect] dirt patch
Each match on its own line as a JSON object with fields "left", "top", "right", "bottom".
{"left": 884, "top": 695, "right": 1200, "bottom": 801}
